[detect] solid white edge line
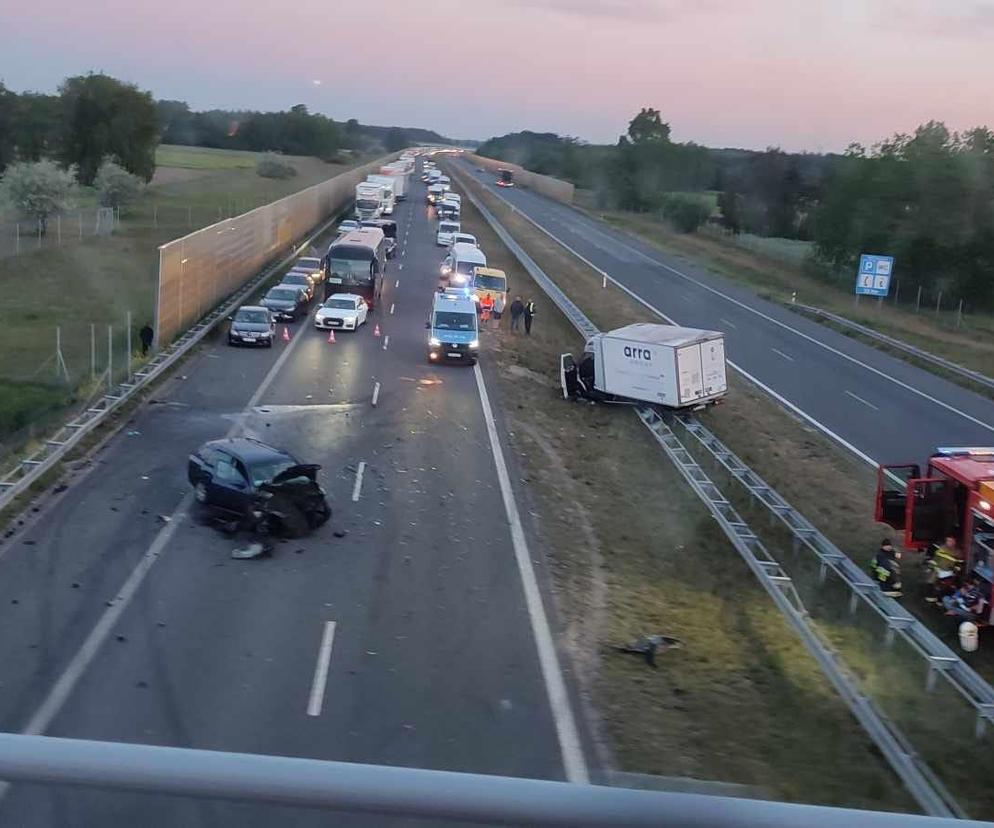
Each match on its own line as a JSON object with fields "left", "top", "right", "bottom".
{"left": 306, "top": 621, "right": 337, "bottom": 717}
{"left": 351, "top": 460, "right": 366, "bottom": 502}
{"left": 371, "top": 382, "right": 381, "bottom": 407}
{"left": 472, "top": 363, "right": 589, "bottom": 784}
{"left": 467, "top": 173, "right": 881, "bottom": 468}
{"left": 1, "top": 305, "right": 315, "bottom": 800}
{"left": 846, "top": 390, "right": 880, "bottom": 411}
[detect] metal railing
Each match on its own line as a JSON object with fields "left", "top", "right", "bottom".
{"left": 794, "top": 304, "right": 994, "bottom": 393}
{"left": 0, "top": 733, "right": 983, "bottom": 827}
{"left": 0, "top": 207, "right": 347, "bottom": 515}
{"left": 450, "top": 162, "right": 969, "bottom": 818}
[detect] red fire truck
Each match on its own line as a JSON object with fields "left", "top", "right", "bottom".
{"left": 876, "top": 447, "right": 994, "bottom": 603}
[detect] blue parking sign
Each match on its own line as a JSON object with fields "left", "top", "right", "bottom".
{"left": 855, "top": 254, "right": 894, "bottom": 297}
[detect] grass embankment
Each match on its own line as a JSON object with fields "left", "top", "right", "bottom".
{"left": 0, "top": 145, "right": 361, "bottom": 455}
{"left": 446, "top": 168, "right": 914, "bottom": 812}
{"left": 451, "top": 163, "right": 994, "bottom": 818}
{"left": 597, "top": 211, "right": 994, "bottom": 383}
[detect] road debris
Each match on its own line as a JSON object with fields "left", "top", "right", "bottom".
{"left": 333, "top": 529, "right": 348, "bottom": 538}
{"left": 613, "top": 634, "right": 683, "bottom": 668}
{"left": 231, "top": 542, "right": 272, "bottom": 560}
{"left": 157, "top": 515, "right": 171, "bottom": 524}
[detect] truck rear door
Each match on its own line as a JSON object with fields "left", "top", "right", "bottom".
{"left": 676, "top": 345, "right": 704, "bottom": 404}
{"left": 700, "top": 338, "right": 727, "bottom": 397}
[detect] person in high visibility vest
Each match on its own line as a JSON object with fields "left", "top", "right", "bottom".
{"left": 926, "top": 536, "right": 964, "bottom": 603}
{"left": 870, "top": 540, "right": 903, "bottom": 598}
{"left": 480, "top": 294, "right": 493, "bottom": 326}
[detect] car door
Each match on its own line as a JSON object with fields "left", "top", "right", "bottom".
{"left": 210, "top": 452, "right": 253, "bottom": 513}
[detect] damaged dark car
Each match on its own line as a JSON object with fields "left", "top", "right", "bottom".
{"left": 188, "top": 437, "right": 330, "bottom": 537}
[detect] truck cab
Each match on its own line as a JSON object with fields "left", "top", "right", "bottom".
{"left": 427, "top": 292, "right": 479, "bottom": 365}
{"left": 876, "top": 448, "right": 994, "bottom": 591}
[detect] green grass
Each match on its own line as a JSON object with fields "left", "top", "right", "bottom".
{"left": 0, "top": 144, "right": 365, "bottom": 447}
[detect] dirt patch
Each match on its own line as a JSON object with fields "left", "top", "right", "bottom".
{"left": 447, "top": 164, "right": 914, "bottom": 812}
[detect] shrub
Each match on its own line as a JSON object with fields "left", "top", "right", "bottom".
{"left": 0, "top": 159, "right": 76, "bottom": 232}
{"left": 94, "top": 160, "right": 142, "bottom": 208}
{"left": 256, "top": 153, "right": 297, "bottom": 179}
{"left": 660, "top": 193, "right": 712, "bottom": 234}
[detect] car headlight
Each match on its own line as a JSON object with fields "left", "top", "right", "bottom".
{"left": 452, "top": 274, "right": 465, "bottom": 284}
{"left": 429, "top": 337, "right": 441, "bottom": 346}
{"left": 469, "top": 339, "right": 479, "bottom": 349}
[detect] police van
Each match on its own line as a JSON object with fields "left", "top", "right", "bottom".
{"left": 427, "top": 292, "right": 479, "bottom": 365}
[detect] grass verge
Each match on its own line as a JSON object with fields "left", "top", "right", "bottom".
{"left": 447, "top": 167, "right": 915, "bottom": 812}
{"left": 597, "top": 211, "right": 994, "bottom": 383}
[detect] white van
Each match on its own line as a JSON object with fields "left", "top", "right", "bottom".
{"left": 449, "top": 241, "right": 487, "bottom": 288}
{"left": 437, "top": 220, "right": 460, "bottom": 247}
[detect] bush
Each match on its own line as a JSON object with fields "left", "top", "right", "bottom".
{"left": 0, "top": 159, "right": 76, "bottom": 232}
{"left": 256, "top": 153, "right": 297, "bottom": 179}
{"left": 660, "top": 193, "right": 712, "bottom": 233}
{"left": 94, "top": 160, "right": 142, "bottom": 208}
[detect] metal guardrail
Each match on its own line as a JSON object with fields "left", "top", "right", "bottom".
{"left": 795, "top": 304, "right": 994, "bottom": 393}
{"left": 674, "top": 414, "right": 994, "bottom": 736}
{"left": 0, "top": 209, "right": 347, "bottom": 515}
{"left": 450, "top": 163, "right": 968, "bottom": 818}
{"left": 2, "top": 733, "right": 984, "bottom": 828}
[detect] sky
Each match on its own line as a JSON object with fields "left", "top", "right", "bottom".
{"left": 0, "top": 0, "right": 991, "bottom": 152}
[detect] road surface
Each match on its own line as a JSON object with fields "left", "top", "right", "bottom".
{"left": 0, "top": 165, "right": 579, "bottom": 825}
{"left": 456, "top": 159, "right": 994, "bottom": 466}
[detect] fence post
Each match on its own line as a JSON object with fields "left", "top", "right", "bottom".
{"left": 187, "top": 206, "right": 192, "bottom": 228}
{"left": 79, "top": 211, "right": 83, "bottom": 240}
{"left": 956, "top": 299, "right": 963, "bottom": 330}
{"left": 126, "top": 311, "right": 132, "bottom": 383}
{"left": 15, "top": 222, "right": 19, "bottom": 256}
{"left": 893, "top": 279, "right": 899, "bottom": 305}
{"left": 935, "top": 291, "right": 942, "bottom": 318}
{"left": 37, "top": 218, "right": 42, "bottom": 248}
{"left": 57, "top": 214, "right": 62, "bottom": 246}
{"left": 107, "top": 325, "right": 113, "bottom": 394}
{"left": 90, "top": 324, "right": 96, "bottom": 383}
{"left": 915, "top": 284, "right": 922, "bottom": 313}
{"left": 55, "top": 327, "right": 61, "bottom": 380}
{"left": 153, "top": 206, "right": 158, "bottom": 228}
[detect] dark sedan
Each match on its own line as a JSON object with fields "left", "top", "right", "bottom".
{"left": 188, "top": 437, "right": 331, "bottom": 537}
{"left": 228, "top": 306, "right": 275, "bottom": 347}
{"left": 279, "top": 271, "right": 316, "bottom": 302}
{"left": 260, "top": 285, "right": 308, "bottom": 321}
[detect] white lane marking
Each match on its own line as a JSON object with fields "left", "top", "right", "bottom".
{"left": 351, "top": 460, "right": 366, "bottom": 502}
{"left": 371, "top": 381, "right": 381, "bottom": 407}
{"left": 382, "top": 335, "right": 390, "bottom": 351}
{"left": 846, "top": 390, "right": 880, "bottom": 411}
{"left": 720, "top": 317, "right": 738, "bottom": 329}
{"left": 5, "top": 302, "right": 313, "bottom": 789}
{"left": 306, "top": 621, "right": 337, "bottom": 717}
{"left": 395, "top": 279, "right": 400, "bottom": 288}
{"left": 771, "top": 348, "right": 795, "bottom": 362}
{"left": 389, "top": 303, "right": 395, "bottom": 315}
{"left": 398, "top": 263, "right": 404, "bottom": 271}
{"left": 472, "top": 363, "right": 589, "bottom": 784}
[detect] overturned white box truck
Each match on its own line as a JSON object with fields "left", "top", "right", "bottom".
{"left": 560, "top": 323, "right": 727, "bottom": 409}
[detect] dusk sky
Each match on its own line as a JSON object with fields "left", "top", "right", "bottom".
{"left": 1, "top": 0, "right": 991, "bottom": 152}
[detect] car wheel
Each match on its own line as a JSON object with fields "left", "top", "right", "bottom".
{"left": 194, "top": 482, "right": 208, "bottom": 504}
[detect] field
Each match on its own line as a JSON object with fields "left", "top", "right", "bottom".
{"left": 448, "top": 166, "right": 919, "bottom": 812}
{"left": 598, "top": 211, "right": 994, "bottom": 381}
{"left": 450, "top": 163, "right": 994, "bottom": 817}
{"left": 0, "top": 145, "right": 361, "bottom": 454}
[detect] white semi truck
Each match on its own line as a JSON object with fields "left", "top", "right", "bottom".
{"left": 354, "top": 182, "right": 383, "bottom": 221}
{"left": 379, "top": 165, "right": 408, "bottom": 200}
{"left": 560, "top": 323, "right": 727, "bottom": 409}
{"left": 365, "top": 176, "right": 396, "bottom": 215}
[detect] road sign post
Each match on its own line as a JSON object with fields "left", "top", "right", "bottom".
{"left": 854, "top": 254, "right": 894, "bottom": 299}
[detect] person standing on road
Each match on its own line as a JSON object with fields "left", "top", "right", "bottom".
{"left": 492, "top": 294, "right": 505, "bottom": 330}
{"left": 480, "top": 293, "right": 493, "bottom": 327}
{"left": 870, "top": 540, "right": 903, "bottom": 598}
{"left": 524, "top": 299, "right": 536, "bottom": 335}
{"left": 139, "top": 323, "right": 154, "bottom": 357}
{"left": 509, "top": 295, "right": 525, "bottom": 331}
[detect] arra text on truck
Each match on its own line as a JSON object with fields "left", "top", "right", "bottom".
{"left": 365, "top": 175, "right": 396, "bottom": 215}
{"left": 560, "top": 323, "right": 727, "bottom": 408}
{"left": 324, "top": 227, "right": 386, "bottom": 310}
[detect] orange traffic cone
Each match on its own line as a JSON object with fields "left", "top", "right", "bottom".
{"left": 373, "top": 323, "right": 381, "bottom": 337}
{"left": 282, "top": 326, "right": 290, "bottom": 342}
{"left": 327, "top": 329, "right": 336, "bottom": 344}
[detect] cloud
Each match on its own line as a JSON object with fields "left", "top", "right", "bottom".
{"left": 506, "top": 0, "right": 726, "bottom": 20}
{"left": 876, "top": 0, "right": 994, "bottom": 37}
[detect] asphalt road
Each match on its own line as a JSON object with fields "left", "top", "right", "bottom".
{"left": 0, "top": 166, "right": 572, "bottom": 825}
{"left": 455, "top": 159, "right": 994, "bottom": 466}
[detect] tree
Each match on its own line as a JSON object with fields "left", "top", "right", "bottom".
{"left": 624, "top": 107, "right": 671, "bottom": 145}
{"left": 717, "top": 189, "right": 742, "bottom": 234}
{"left": 12, "top": 93, "right": 61, "bottom": 161}
{"left": 94, "top": 160, "right": 142, "bottom": 208}
{"left": 256, "top": 152, "right": 297, "bottom": 179}
{"left": 0, "top": 83, "right": 14, "bottom": 173}
{"left": 660, "top": 193, "right": 712, "bottom": 233}
{"left": 385, "top": 127, "right": 408, "bottom": 153}
{"left": 157, "top": 100, "right": 196, "bottom": 145}
{"left": 0, "top": 160, "right": 76, "bottom": 232}
{"left": 59, "top": 73, "right": 159, "bottom": 184}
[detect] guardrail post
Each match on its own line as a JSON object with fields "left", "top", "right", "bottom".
{"left": 126, "top": 311, "right": 132, "bottom": 384}
{"left": 107, "top": 325, "right": 113, "bottom": 393}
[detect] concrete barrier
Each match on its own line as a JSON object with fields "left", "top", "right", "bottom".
{"left": 465, "top": 153, "right": 574, "bottom": 205}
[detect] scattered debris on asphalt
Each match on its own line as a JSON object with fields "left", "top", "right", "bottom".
{"left": 333, "top": 529, "right": 348, "bottom": 538}
{"left": 71, "top": 582, "right": 80, "bottom": 589}
{"left": 53, "top": 483, "right": 68, "bottom": 494}
{"left": 115, "top": 635, "right": 127, "bottom": 642}
{"left": 231, "top": 542, "right": 272, "bottom": 560}
{"left": 614, "top": 634, "right": 683, "bottom": 668}
{"left": 157, "top": 515, "right": 171, "bottom": 524}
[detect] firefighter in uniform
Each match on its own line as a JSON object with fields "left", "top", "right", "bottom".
{"left": 871, "top": 540, "right": 903, "bottom": 598}
{"left": 926, "top": 536, "right": 964, "bottom": 603}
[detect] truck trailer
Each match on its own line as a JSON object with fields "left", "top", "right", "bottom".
{"left": 365, "top": 176, "right": 396, "bottom": 215}
{"left": 560, "top": 323, "right": 727, "bottom": 408}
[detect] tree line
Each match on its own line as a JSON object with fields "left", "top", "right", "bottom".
{"left": 478, "top": 109, "right": 994, "bottom": 309}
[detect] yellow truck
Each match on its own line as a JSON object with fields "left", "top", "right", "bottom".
{"left": 472, "top": 267, "right": 507, "bottom": 309}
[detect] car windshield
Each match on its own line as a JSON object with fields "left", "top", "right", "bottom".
{"left": 456, "top": 259, "right": 482, "bottom": 276}
{"left": 328, "top": 257, "right": 374, "bottom": 283}
{"left": 234, "top": 310, "right": 269, "bottom": 323}
{"left": 324, "top": 299, "right": 356, "bottom": 309}
{"left": 267, "top": 288, "right": 298, "bottom": 301}
{"left": 474, "top": 274, "right": 505, "bottom": 290}
{"left": 433, "top": 311, "right": 475, "bottom": 330}
{"left": 247, "top": 458, "right": 296, "bottom": 488}
{"left": 296, "top": 258, "right": 320, "bottom": 269}
{"left": 283, "top": 274, "right": 308, "bottom": 285}
{"left": 440, "top": 224, "right": 459, "bottom": 234}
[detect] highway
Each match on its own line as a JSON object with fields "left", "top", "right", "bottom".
{"left": 455, "top": 160, "right": 994, "bottom": 466}
{"left": 0, "top": 163, "right": 579, "bottom": 825}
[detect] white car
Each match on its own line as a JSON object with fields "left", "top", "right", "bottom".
{"left": 337, "top": 220, "right": 360, "bottom": 235}
{"left": 450, "top": 232, "right": 477, "bottom": 249}
{"left": 436, "top": 220, "right": 460, "bottom": 247}
{"left": 314, "top": 294, "right": 369, "bottom": 331}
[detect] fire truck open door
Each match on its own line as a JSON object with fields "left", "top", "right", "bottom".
{"left": 875, "top": 464, "right": 919, "bottom": 528}
{"left": 904, "top": 477, "right": 957, "bottom": 550}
